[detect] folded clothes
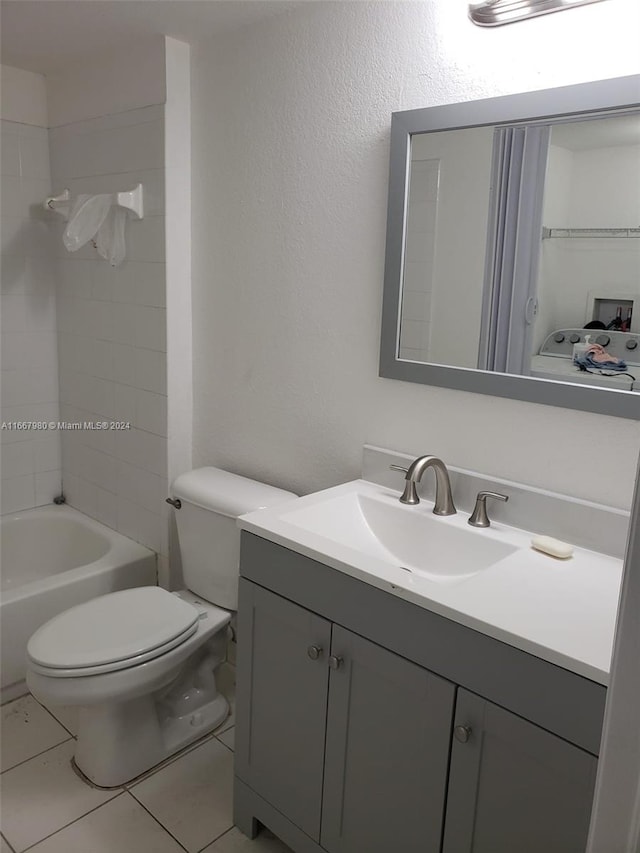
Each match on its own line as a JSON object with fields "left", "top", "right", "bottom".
{"left": 574, "top": 343, "right": 628, "bottom": 372}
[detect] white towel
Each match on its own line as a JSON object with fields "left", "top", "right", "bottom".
{"left": 96, "top": 206, "right": 127, "bottom": 267}
{"left": 63, "top": 193, "right": 128, "bottom": 267}
{"left": 63, "top": 194, "right": 112, "bottom": 252}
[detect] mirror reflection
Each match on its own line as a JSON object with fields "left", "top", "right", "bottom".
{"left": 398, "top": 112, "right": 640, "bottom": 391}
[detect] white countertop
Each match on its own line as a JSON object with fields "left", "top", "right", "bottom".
{"left": 239, "top": 479, "right": 624, "bottom": 685}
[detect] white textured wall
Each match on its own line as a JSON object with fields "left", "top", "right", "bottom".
{"left": 191, "top": 0, "right": 640, "bottom": 510}
{"left": 536, "top": 140, "right": 640, "bottom": 344}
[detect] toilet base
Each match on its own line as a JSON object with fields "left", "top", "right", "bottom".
{"left": 74, "top": 690, "right": 229, "bottom": 788}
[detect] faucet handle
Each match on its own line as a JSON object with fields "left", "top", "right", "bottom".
{"left": 389, "top": 465, "right": 419, "bottom": 504}
{"left": 468, "top": 491, "right": 509, "bottom": 528}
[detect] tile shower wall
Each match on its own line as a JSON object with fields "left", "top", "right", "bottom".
{"left": 1, "top": 118, "right": 61, "bottom": 513}
{"left": 50, "top": 105, "right": 168, "bottom": 562}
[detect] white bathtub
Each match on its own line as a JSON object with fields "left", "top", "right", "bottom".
{"left": 0, "top": 505, "right": 157, "bottom": 702}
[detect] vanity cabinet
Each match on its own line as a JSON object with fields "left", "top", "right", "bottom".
{"left": 234, "top": 582, "right": 331, "bottom": 839}
{"left": 443, "top": 690, "right": 597, "bottom": 853}
{"left": 235, "top": 533, "right": 603, "bottom": 853}
{"left": 235, "top": 581, "right": 455, "bottom": 852}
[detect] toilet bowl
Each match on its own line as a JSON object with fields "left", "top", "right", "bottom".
{"left": 26, "top": 468, "right": 295, "bottom": 787}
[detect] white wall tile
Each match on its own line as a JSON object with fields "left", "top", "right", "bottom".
{"left": 135, "top": 466, "right": 166, "bottom": 513}
{"left": 35, "top": 470, "right": 62, "bottom": 506}
{"left": 134, "top": 306, "right": 167, "bottom": 352}
{"left": 21, "top": 178, "right": 53, "bottom": 215}
{"left": 137, "top": 506, "right": 163, "bottom": 553}
{"left": 114, "top": 427, "right": 166, "bottom": 477}
{"left": 127, "top": 217, "right": 165, "bottom": 263}
{"left": 1, "top": 176, "right": 22, "bottom": 218}
{"left": 112, "top": 303, "right": 166, "bottom": 351}
{"left": 25, "top": 256, "right": 56, "bottom": 294}
{"left": 1, "top": 254, "right": 27, "bottom": 292}
{"left": 136, "top": 390, "right": 167, "bottom": 437}
{"left": 93, "top": 485, "right": 117, "bottom": 529}
{"left": 1, "top": 331, "right": 29, "bottom": 370}
{"left": 50, "top": 106, "right": 164, "bottom": 144}
{"left": 86, "top": 377, "right": 115, "bottom": 419}
{"left": 0, "top": 293, "right": 27, "bottom": 331}
{"left": 113, "top": 383, "right": 137, "bottom": 423}
{"left": 19, "top": 133, "right": 50, "bottom": 179}
{"left": 76, "top": 298, "right": 113, "bottom": 341}
{"left": 82, "top": 446, "right": 117, "bottom": 493}
{"left": 52, "top": 105, "right": 167, "bottom": 542}
{"left": 1, "top": 125, "right": 20, "bottom": 176}
{"left": 1, "top": 441, "right": 35, "bottom": 479}
{"left": 135, "top": 347, "right": 167, "bottom": 394}
{"left": 116, "top": 495, "right": 139, "bottom": 541}
{"left": 1, "top": 474, "right": 35, "bottom": 513}
{"left": 136, "top": 430, "right": 167, "bottom": 477}
{"left": 0, "top": 217, "right": 23, "bottom": 257}
{"left": 1, "top": 369, "right": 32, "bottom": 406}
{"left": 56, "top": 259, "right": 95, "bottom": 299}
{"left": 29, "top": 331, "right": 58, "bottom": 369}
{"left": 111, "top": 343, "right": 137, "bottom": 386}
{"left": 34, "top": 435, "right": 62, "bottom": 472}
{"left": 69, "top": 474, "right": 97, "bottom": 519}
{"left": 111, "top": 260, "right": 165, "bottom": 307}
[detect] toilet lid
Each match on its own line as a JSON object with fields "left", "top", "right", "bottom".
{"left": 27, "top": 587, "right": 200, "bottom": 670}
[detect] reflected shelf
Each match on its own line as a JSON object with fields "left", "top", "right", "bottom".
{"left": 542, "top": 227, "right": 640, "bottom": 239}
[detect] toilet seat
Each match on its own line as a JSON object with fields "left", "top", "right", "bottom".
{"left": 27, "top": 587, "right": 201, "bottom": 677}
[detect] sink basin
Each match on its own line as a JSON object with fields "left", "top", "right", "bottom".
{"left": 281, "top": 488, "right": 518, "bottom": 583}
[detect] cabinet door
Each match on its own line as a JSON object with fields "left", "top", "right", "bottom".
{"left": 443, "top": 689, "right": 597, "bottom": 853}
{"left": 235, "top": 580, "right": 331, "bottom": 841}
{"left": 321, "top": 625, "right": 455, "bottom": 853}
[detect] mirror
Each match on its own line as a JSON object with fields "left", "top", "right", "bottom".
{"left": 380, "top": 75, "right": 640, "bottom": 419}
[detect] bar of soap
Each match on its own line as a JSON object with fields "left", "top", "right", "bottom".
{"left": 531, "top": 535, "right": 574, "bottom": 559}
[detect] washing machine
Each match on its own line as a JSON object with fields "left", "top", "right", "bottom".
{"left": 530, "top": 329, "right": 640, "bottom": 391}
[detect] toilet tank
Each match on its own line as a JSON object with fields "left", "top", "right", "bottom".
{"left": 170, "top": 467, "right": 296, "bottom": 610}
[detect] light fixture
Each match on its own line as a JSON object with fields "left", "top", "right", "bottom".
{"left": 469, "top": 0, "right": 608, "bottom": 26}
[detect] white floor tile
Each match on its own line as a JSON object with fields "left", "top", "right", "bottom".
{"left": 39, "top": 701, "right": 78, "bottom": 736}
{"left": 26, "top": 792, "right": 185, "bottom": 853}
{"left": 215, "top": 663, "right": 236, "bottom": 735}
{"left": 202, "top": 827, "right": 294, "bottom": 853}
{"left": 0, "top": 740, "right": 120, "bottom": 852}
{"left": 131, "top": 737, "right": 234, "bottom": 853}
{"left": 217, "top": 727, "right": 235, "bottom": 752}
{"left": 1, "top": 695, "right": 71, "bottom": 771}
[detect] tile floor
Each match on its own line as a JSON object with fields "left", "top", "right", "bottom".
{"left": 0, "top": 667, "right": 292, "bottom": 853}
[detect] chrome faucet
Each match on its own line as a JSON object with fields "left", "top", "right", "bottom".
{"left": 390, "top": 456, "right": 457, "bottom": 516}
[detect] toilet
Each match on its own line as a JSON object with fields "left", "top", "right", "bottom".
{"left": 26, "top": 467, "right": 295, "bottom": 787}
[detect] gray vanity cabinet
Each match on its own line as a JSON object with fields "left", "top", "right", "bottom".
{"left": 234, "top": 581, "right": 331, "bottom": 840}
{"left": 236, "top": 580, "right": 456, "bottom": 852}
{"left": 320, "top": 625, "right": 455, "bottom": 853}
{"left": 235, "top": 534, "right": 605, "bottom": 853}
{"left": 442, "top": 689, "right": 598, "bottom": 853}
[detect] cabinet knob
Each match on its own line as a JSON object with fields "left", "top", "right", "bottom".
{"left": 454, "top": 725, "right": 472, "bottom": 743}
{"left": 328, "top": 655, "right": 343, "bottom": 670}
{"left": 307, "top": 645, "right": 323, "bottom": 660}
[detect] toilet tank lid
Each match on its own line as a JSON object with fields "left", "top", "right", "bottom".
{"left": 171, "top": 467, "right": 297, "bottom": 518}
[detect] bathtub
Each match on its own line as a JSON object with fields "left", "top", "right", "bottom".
{"left": 1, "top": 505, "right": 157, "bottom": 702}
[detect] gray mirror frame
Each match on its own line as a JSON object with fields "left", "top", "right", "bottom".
{"left": 380, "top": 75, "right": 640, "bottom": 419}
